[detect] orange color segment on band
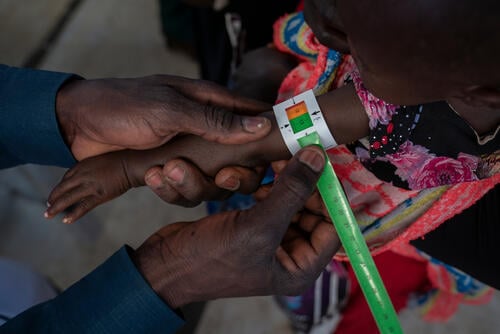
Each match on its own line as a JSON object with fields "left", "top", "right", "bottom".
{"left": 286, "top": 101, "right": 308, "bottom": 120}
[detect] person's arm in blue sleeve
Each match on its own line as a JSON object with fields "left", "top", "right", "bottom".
{"left": 0, "top": 65, "right": 76, "bottom": 169}
{"left": 0, "top": 65, "right": 185, "bottom": 332}
{"left": 0, "top": 65, "right": 338, "bottom": 334}
{"left": 0, "top": 247, "right": 184, "bottom": 334}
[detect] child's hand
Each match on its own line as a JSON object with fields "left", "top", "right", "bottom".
{"left": 45, "top": 152, "right": 137, "bottom": 224}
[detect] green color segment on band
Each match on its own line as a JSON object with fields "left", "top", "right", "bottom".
{"left": 298, "top": 132, "right": 403, "bottom": 334}
{"left": 290, "top": 113, "right": 313, "bottom": 133}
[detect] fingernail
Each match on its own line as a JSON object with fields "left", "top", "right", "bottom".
{"left": 44, "top": 211, "right": 49, "bottom": 218}
{"left": 298, "top": 149, "right": 325, "bottom": 172}
{"left": 46, "top": 201, "right": 51, "bottom": 208}
{"left": 220, "top": 175, "right": 240, "bottom": 191}
{"left": 243, "top": 117, "right": 269, "bottom": 133}
{"left": 63, "top": 217, "right": 72, "bottom": 224}
{"left": 145, "top": 171, "right": 163, "bottom": 188}
{"left": 166, "top": 165, "right": 185, "bottom": 185}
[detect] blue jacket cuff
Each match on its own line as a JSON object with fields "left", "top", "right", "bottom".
{"left": 51, "top": 246, "right": 185, "bottom": 332}
{"left": 1, "top": 246, "right": 185, "bottom": 333}
{"left": 0, "top": 65, "right": 77, "bottom": 168}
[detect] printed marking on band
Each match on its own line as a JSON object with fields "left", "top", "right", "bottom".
{"left": 273, "top": 90, "right": 337, "bottom": 154}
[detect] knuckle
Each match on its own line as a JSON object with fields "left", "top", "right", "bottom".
{"left": 81, "top": 180, "right": 102, "bottom": 198}
{"left": 203, "top": 105, "right": 235, "bottom": 132}
{"left": 78, "top": 198, "right": 90, "bottom": 211}
{"left": 184, "top": 191, "right": 204, "bottom": 204}
{"left": 63, "top": 169, "right": 75, "bottom": 180}
{"left": 59, "top": 192, "right": 73, "bottom": 206}
{"left": 282, "top": 175, "right": 311, "bottom": 204}
{"left": 158, "top": 189, "right": 181, "bottom": 204}
{"left": 94, "top": 185, "right": 105, "bottom": 198}
{"left": 48, "top": 189, "right": 59, "bottom": 202}
{"left": 179, "top": 179, "right": 206, "bottom": 202}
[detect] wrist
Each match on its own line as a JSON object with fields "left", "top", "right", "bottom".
{"left": 55, "top": 79, "right": 82, "bottom": 153}
{"left": 245, "top": 111, "right": 291, "bottom": 164}
{"left": 315, "top": 84, "right": 370, "bottom": 144}
{"left": 131, "top": 235, "right": 195, "bottom": 309}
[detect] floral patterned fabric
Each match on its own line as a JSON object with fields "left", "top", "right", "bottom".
{"left": 273, "top": 11, "right": 499, "bottom": 325}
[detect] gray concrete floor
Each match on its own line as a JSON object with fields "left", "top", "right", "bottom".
{"left": 1, "top": 1, "right": 499, "bottom": 333}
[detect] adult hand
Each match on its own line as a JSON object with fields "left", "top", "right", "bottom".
{"left": 254, "top": 158, "right": 330, "bottom": 220}
{"left": 132, "top": 146, "right": 340, "bottom": 308}
{"left": 56, "top": 75, "right": 271, "bottom": 160}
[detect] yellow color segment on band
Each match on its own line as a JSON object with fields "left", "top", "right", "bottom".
{"left": 286, "top": 101, "right": 308, "bottom": 120}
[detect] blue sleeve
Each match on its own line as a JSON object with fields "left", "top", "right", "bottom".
{"left": 0, "top": 65, "right": 77, "bottom": 169}
{"left": 0, "top": 246, "right": 185, "bottom": 333}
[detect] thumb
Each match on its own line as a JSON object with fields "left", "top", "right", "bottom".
{"left": 183, "top": 103, "right": 273, "bottom": 145}
{"left": 246, "top": 145, "right": 325, "bottom": 244}
{"left": 154, "top": 75, "right": 272, "bottom": 144}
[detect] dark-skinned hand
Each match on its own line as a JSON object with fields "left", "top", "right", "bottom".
{"left": 254, "top": 158, "right": 330, "bottom": 221}
{"left": 45, "top": 147, "right": 267, "bottom": 223}
{"left": 144, "top": 160, "right": 266, "bottom": 207}
{"left": 55, "top": 74, "right": 271, "bottom": 205}
{"left": 46, "top": 124, "right": 272, "bottom": 222}
{"left": 56, "top": 75, "right": 271, "bottom": 160}
{"left": 131, "top": 146, "right": 340, "bottom": 308}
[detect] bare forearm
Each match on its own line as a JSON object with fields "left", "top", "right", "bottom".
{"left": 46, "top": 84, "right": 369, "bottom": 222}
{"left": 125, "top": 83, "right": 367, "bottom": 186}
{"left": 317, "top": 83, "right": 369, "bottom": 143}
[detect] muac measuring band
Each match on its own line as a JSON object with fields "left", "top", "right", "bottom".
{"left": 273, "top": 90, "right": 403, "bottom": 334}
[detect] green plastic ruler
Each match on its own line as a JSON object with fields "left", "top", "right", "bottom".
{"left": 298, "top": 132, "right": 403, "bottom": 334}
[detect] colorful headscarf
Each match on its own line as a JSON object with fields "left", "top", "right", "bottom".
{"left": 273, "top": 11, "right": 497, "bottom": 321}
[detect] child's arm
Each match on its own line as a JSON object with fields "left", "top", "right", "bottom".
{"left": 46, "top": 83, "right": 368, "bottom": 223}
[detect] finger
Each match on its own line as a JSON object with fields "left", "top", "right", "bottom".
{"left": 145, "top": 165, "right": 207, "bottom": 207}
{"left": 296, "top": 212, "right": 324, "bottom": 233}
{"left": 158, "top": 75, "right": 271, "bottom": 113}
{"left": 307, "top": 221, "right": 340, "bottom": 270}
{"left": 183, "top": 103, "right": 272, "bottom": 145}
{"left": 254, "top": 158, "right": 315, "bottom": 203}
{"left": 61, "top": 196, "right": 101, "bottom": 224}
{"left": 281, "top": 214, "right": 325, "bottom": 254}
{"left": 162, "top": 159, "right": 231, "bottom": 203}
{"left": 148, "top": 76, "right": 272, "bottom": 144}
{"left": 245, "top": 146, "right": 325, "bottom": 245}
{"left": 277, "top": 222, "right": 339, "bottom": 280}
{"left": 47, "top": 172, "right": 85, "bottom": 207}
{"left": 215, "top": 166, "right": 266, "bottom": 194}
{"left": 304, "top": 191, "right": 329, "bottom": 217}
{"left": 253, "top": 183, "right": 273, "bottom": 202}
{"left": 46, "top": 184, "right": 95, "bottom": 218}
{"left": 270, "top": 160, "right": 288, "bottom": 174}
{"left": 282, "top": 225, "right": 304, "bottom": 244}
